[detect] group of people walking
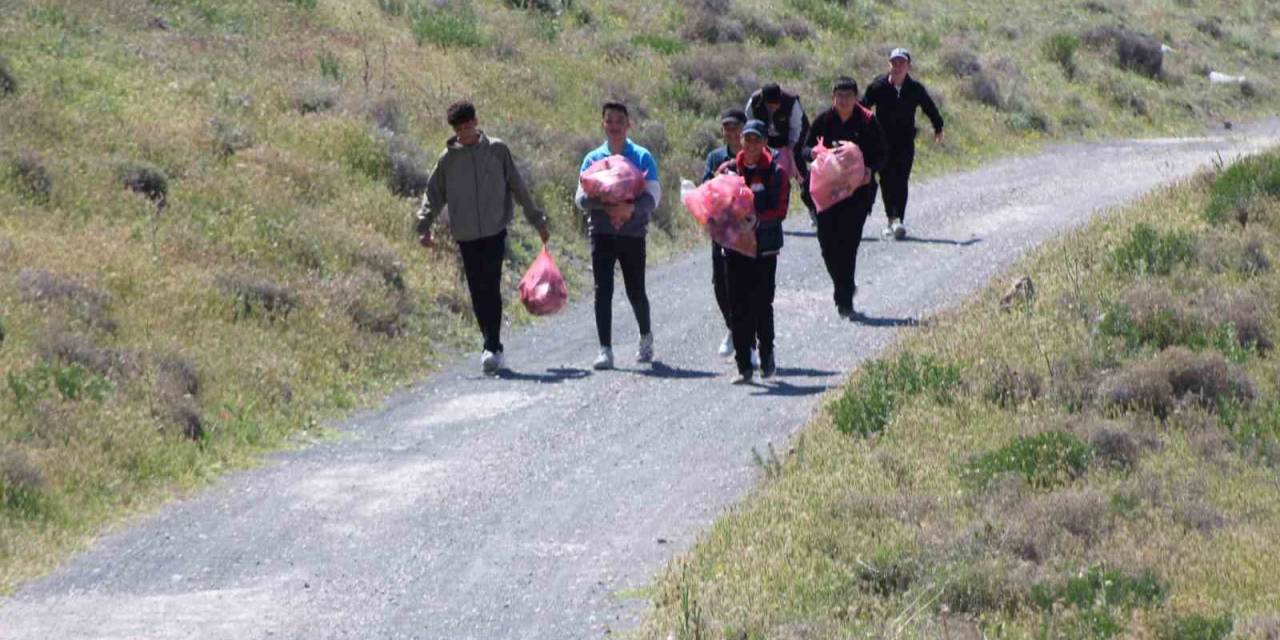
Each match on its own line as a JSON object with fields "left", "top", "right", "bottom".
{"left": 416, "top": 48, "right": 944, "bottom": 383}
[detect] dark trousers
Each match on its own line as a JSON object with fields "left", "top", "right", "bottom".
{"left": 457, "top": 230, "right": 507, "bottom": 353}
{"left": 711, "top": 242, "right": 731, "bottom": 329}
{"left": 879, "top": 144, "right": 915, "bottom": 222}
{"left": 726, "top": 250, "right": 778, "bottom": 373}
{"left": 795, "top": 148, "right": 817, "bottom": 216}
{"left": 591, "top": 235, "right": 651, "bottom": 347}
{"left": 816, "top": 188, "right": 874, "bottom": 310}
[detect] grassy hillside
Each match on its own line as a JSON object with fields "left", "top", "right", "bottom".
{"left": 640, "top": 152, "right": 1280, "bottom": 637}
{"left": 1, "top": 0, "right": 1278, "bottom": 594}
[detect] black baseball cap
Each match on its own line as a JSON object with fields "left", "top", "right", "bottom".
{"left": 761, "top": 83, "right": 782, "bottom": 103}
{"left": 720, "top": 108, "right": 747, "bottom": 125}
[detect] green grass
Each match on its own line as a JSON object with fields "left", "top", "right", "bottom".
{"left": 638, "top": 150, "right": 1280, "bottom": 637}
{"left": 2, "top": 0, "right": 1280, "bottom": 598}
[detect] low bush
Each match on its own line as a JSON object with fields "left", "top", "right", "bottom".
{"left": 1043, "top": 33, "right": 1079, "bottom": 79}
{"left": 1158, "top": 614, "right": 1233, "bottom": 640}
{"left": 0, "top": 54, "right": 16, "bottom": 95}
{"left": 217, "top": 274, "right": 298, "bottom": 320}
{"left": 410, "top": 1, "right": 483, "bottom": 48}
{"left": 1107, "top": 223, "right": 1195, "bottom": 276}
{"left": 831, "top": 353, "right": 962, "bottom": 437}
{"left": 963, "top": 431, "right": 1093, "bottom": 489}
{"left": 291, "top": 79, "right": 340, "bottom": 114}
{"left": 117, "top": 161, "right": 169, "bottom": 205}
{"left": 1205, "top": 152, "right": 1280, "bottom": 225}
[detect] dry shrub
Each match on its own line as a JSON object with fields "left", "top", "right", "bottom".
{"left": 328, "top": 270, "right": 416, "bottom": 338}
{"left": 1088, "top": 425, "right": 1142, "bottom": 469}
{"left": 0, "top": 450, "right": 43, "bottom": 494}
{"left": 209, "top": 116, "right": 254, "bottom": 156}
{"left": 939, "top": 555, "right": 1037, "bottom": 614}
{"left": 983, "top": 362, "right": 1043, "bottom": 407}
{"left": 1171, "top": 499, "right": 1226, "bottom": 534}
{"left": 967, "top": 71, "right": 1002, "bottom": 109}
{"left": 369, "top": 95, "right": 406, "bottom": 133}
{"left": 1195, "top": 17, "right": 1225, "bottom": 40}
{"left": 17, "top": 269, "right": 116, "bottom": 333}
{"left": 37, "top": 332, "right": 136, "bottom": 379}
{"left": 1212, "top": 290, "right": 1273, "bottom": 352}
{"left": 1155, "top": 346, "right": 1254, "bottom": 406}
{"left": 12, "top": 151, "right": 52, "bottom": 203}
{"left": 117, "top": 161, "right": 168, "bottom": 205}
{"left": 386, "top": 134, "right": 431, "bottom": 198}
{"left": 942, "top": 48, "right": 983, "bottom": 77}
{"left": 351, "top": 243, "right": 406, "bottom": 291}
{"left": 975, "top": 488, "right": 1112, "bottom": 563}
{"left": 1100, "top": 360, "right": 1174, "bottom": 418}
{"left": 291, "top": 79, "right": 340, "bottom": 114}
{"left": 217, "top": 274, "right": 298, "bottom": 320}
{"left": 155, "top": 353, "right": 200, "bottom": 399}
{"left": 671, "top": 46, "right": 761, "bottom": 98}
{"left": 1083, "top": 26, "right": 1162, "bottom": 77}
{"left": 0, "top": 54, "right": 16, "bottom": 95}
{"left": 1049, "top": 352, "right": 1100, "bottom": 412}
{"left": 1236, "top": 615, "right": 1280, "bottom": 639}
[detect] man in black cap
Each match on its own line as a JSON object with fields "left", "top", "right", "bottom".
{"left": 702, "top": 108, "right": 746, "bottom": 358}
{"left": 745, "top": 82, "right": 816, "bottom": 224}
{"left": 803, "top": 76, "right": 886, "bottom": 320}
{"left": 861, "top": 47, "right": 944, "bottom": 240}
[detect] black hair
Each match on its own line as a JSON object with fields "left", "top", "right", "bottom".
{"left": 832, "top": 76, "right": 859, "bottom": 94}
{"left": 446, "top": 100, "right": 477, "bottom": 126}
{"left": 601, "top": 101, "right": 629, "bottom": 118}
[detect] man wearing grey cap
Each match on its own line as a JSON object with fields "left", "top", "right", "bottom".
{"left": 861, "top": 47, "right": 944, "bottom": 240}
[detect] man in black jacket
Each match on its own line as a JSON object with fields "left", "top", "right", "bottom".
{"left": 746, "top": 82, "right": 817, "bottom": 224}
{"left": 803, "top": 77, "right": 886, "bottom": 320}
{"left": 861, "top": 48, "right": 944, "bottom": 240}
{"left": 701, "top": 108, "right": 746, "bottom": 358}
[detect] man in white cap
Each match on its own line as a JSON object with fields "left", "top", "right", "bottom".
{"left": 861, "top": 47, "right": 944, "bottom": 240}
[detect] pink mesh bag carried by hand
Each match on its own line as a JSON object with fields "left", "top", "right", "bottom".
{"left": 580, "top": 155, "right": 646, "bottom": 204}
{"left": 518, "top": 246, "right": 569, "bottom": 316}
{"left": 682, "top": 174, "right": 757, "bottom": 257}
{"left": 808, "top": 138, "right": 867, "bottom": 213}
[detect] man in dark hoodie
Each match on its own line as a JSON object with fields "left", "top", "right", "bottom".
{"left": 861, "top": 47, "right": 944, "bottom": 240}
{"left": 803, "top": 76, "right": 886, "bottom": 320}
{"left": 715, "top": 119, "right": 789, "bottom": 384}
{"left": 702, "top": 107, "right": 746, "bottom": 359}
{"left": 417, "top": 100, "right": 550, "bottom": 374}
{"left": 745, "top": 82, "right": 817, "bottom": 224}
{"left": 575, "top": 101, "right": 661, "bottom": 371}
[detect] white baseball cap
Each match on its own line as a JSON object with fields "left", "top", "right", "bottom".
{"left": 889, "top": 47, "right": 911, "bottom": 62}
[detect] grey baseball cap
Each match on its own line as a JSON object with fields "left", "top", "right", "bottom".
{"left": 889, "top": 47, "right": 911, "bottom": 62}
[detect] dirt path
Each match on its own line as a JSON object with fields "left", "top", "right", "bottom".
{"left": 3, "top": 122, "right": 1277, "bottom": 640}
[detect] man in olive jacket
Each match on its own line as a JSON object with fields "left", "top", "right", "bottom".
{"left": 417, "top": 100, "right": 550, "bottom": 374}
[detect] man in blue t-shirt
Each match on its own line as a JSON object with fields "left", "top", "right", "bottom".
{"left": 574, "top": 102, "right": 661, "bottom": 371}
{"left": 701, "top": 108, "right": 746, "bottom": 359}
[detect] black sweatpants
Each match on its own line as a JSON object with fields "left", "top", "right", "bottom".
{"left": 711, "top": 242, "right": 731, "bottom": 330}
{"left": 457, "top": 230, "right": 507, "bottom": 354}
{"left": 726, "top": 250, "right": 778, "bottom": 374}
{"left": 879, "top": 144, "right": 915, "bottom": 223}
{"left": 816, "top": 187, "right": 874, "bottom": 310}
{"left": 591, "top": 234, "right": 651, "bottom": 347}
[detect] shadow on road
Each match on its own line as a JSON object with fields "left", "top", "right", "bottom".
{"left": 494, "top": 367, "right": 592, "bottom": 383}
{"left": 751, "top": 380, "right": 829, "bottom": 397}
{"left": 783, "top": 230, "right": 818, "bottom": 238}
{"left": 863, "top": 235, "right": 983, "bottom": 247}
{"left": 856, "top": 314, "right": 918, "bottom": 328}
{"left": 774, "top": 367, "right": 838, "bottom": 378}
{"left": 627, "top": 361, "right": 719, "bottom": 379}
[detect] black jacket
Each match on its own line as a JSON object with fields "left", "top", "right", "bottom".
{"left": 746, "top": 89, "right": 810, "bottom": 152}
{"left": 802, "top": 106, "right": 886, "bottom": 176}
{"left": 861, "top": 74, "right": 943, "bottom": 145}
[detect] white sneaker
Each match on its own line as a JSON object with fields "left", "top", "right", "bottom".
{"left": 882, "top": 223, "right": 895, "bottom": 239}
{"left": 637, "top": 334, "right": 654, "bottom": 364}
{"left": 718, "top": 332, "right": 735, "bottom": 358}
{"left": 593, "top": 347, "right": 614, "bottom": 370}
{"left": 751, "top": 348, "right": 760, "bottom": 368}
{"left": 481, "top": 350, "right": 502, "bottom": 374}
{"left": 891, "top": 220, "right": 907, "bottom": 240}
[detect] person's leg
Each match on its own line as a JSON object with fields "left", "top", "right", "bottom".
{"left": 795, "top": 147, "right": 818, "bottom": 221}
{"left": 847, "top": 189, "right": 874, "bottom": 302}
{"left": 897, "top": 146, "right": 916, "bottom": 224}
{"left": 711, "top": 242, "right": 731, "bottom": 329}
{"left": 590, "top": 235, "right": 618, "bottom": 347}
{"left": 755, "top": 254, "right": 778, "bottom": 365}
{"left": 457, "top": 231, "right": 506, "bottom": 353}
{"left": 726, "top": 250, "right": 756, "bottom": 374}
{"left": 816, "top": 209, "right": 853, "bottom": 311}
{"left": 618, "top": 236, "right": 651, "bottom": 337}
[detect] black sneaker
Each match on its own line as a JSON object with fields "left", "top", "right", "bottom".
{"left": 837, "top": 305, "right": 852, "bottom": 319}
{"left": 760, "top": 353, "right": 776, "bottom": 379}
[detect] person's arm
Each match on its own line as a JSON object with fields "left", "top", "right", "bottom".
{"left": 416, "top": 153, "right": 448, "bottom": 242}
{"left": 917, "top": 82, "right": 944, "bottom": 136}
{"left": 701, "top": 151, "right": 718, "bottom": 184}
{"left": 800, "top": 112, "right": 824, "bottom": 162}
{"left": 500, "top": 144, "right": 549, "bottom": 240}
{"left": 574, "top": 153, "right": 607, "bottom": 212}
{"left": 629, "top": 191, "right": 656, "bottom": 229}
{"left": 860, "top": 115, "right": 888, "bottom": 175}
{"left": 787, "top": 101, "right": 803, "bottom": 147}
{"left": 642, "top": 151, "right": 661, "bottom": 208}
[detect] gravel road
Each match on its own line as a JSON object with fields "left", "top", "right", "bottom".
{"left": 3, "top": 122, "right": 1277, "bottom": 640}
